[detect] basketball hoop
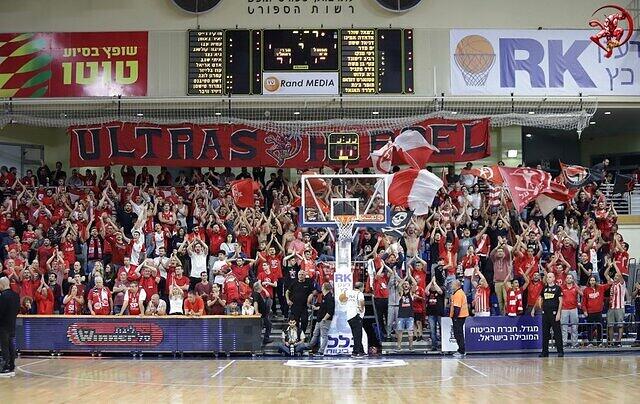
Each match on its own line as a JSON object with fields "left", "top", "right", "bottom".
{"left": 334, "top": 214, "right": 357, "bottom": 241}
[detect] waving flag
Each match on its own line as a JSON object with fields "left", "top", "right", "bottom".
{"left": 535, "top": 179, "right": 577, "bottom": 216}
{"left": 394, "top": 130, "right": 439, "bottom": 169}
{"left": 388, "top": 169, "right": 443, "bottom": 215}
{"left": 498, "top": 167, "right": 552, "bottom": 212}
{"left": 370, "top": 141, "right": 394, "bottom": 174}
{"left": 560, "top": 162, "right": 593, "bottom": 188}
{"left": 470, "top": 165, "right": 504, "bottom": 184}
{"left": 230, "top": 179, "right": 255, "bottom": 208}
{"left": 381, "top": 210, "right": 414, "bottom": 238}
{"left": 613, "top": 174, "right": 637, "bottom": 195}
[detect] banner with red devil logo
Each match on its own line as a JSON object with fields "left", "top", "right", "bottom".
{"left": 68, "top": 119, "right": 490, "bottom": 168}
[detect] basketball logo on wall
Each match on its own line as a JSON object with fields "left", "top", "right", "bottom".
{"left": 453, "top": 35, "right": 496, "bottom": 86}
{"left": 171, "top": 0, "right": 222, "bottom": 14}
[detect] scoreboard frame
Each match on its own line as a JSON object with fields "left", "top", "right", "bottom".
{"left": 187, "top": 28, "right": 414, "bottom": 96}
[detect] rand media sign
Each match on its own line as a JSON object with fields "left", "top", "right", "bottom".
{"left": 450, "top": 29, "right": 640, "bottom": 96}
{"left": 262, "top": 71, "right": 339, "bottom": 95}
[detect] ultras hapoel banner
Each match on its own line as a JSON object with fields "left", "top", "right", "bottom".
{"left": 68, "top": 118, "right": 490, "bottom": 168}
{"left": 0, "top": 32, "right": 148, "bottom": 97}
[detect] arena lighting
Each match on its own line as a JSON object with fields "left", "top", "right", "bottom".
{"left": 372, "top": 111, "right": 380, "bottom": 115}
{"left": 528, "top": 111, "right": 535, "bottom": 114}
{"left": 507, "top": 149, "right": 518, "bottom": 158}
{"left": 293, "top": 111, "right": 301, "bottom": 115}
{"left": 604, "top": 111, "right": 612, "bottom": 115}
{"left": 451, "top": 111, "right": 458, "bottom": 115}
{"left": 590, "top": 121, "right": 596, "bottom": 125}
{"left": 136, "top": 113, "right": 144, "bottom": 117}
{"left": 215, "top": 112, "right": 222, "bottom": 116}
{"left": 525, "top": 133, "right": 532, "bottom": 138}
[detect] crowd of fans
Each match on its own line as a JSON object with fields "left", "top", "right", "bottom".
{"left": 0, "top": 160, "right": 639, "bottom": 352}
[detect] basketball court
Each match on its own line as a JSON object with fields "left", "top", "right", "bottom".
{"left": 3, "top": 354, "right": 639, "bottom": 402}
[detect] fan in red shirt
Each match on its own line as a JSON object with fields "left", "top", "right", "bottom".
{"left": 612, "top": 241, "right": 630, "bottom": 278}
{"left": 257, "top": 262, "right": 277, "bottom": 300}
{"left": 560, "top": 274, "right": 580, "bottom": 347}
{"left": 168, "top": 267, "right": 190, "bottom": 298}
{"left": 472, "top": 270, "right": 491, "bottom": 316}
{"left": 523, "top": 272, "right": 544, "bottom": 314}
{"left": 139, "top": 265, "right": 160, "bottom": 303}
{"left": 34, "top": 281, "right": 55, "bottom": 315}
{"left": 411, "top": 283, "right": 426, "bottom": 341}
{"left": 105, "top": 232, "right": 128, "bottom": 267}
{"left": 36, "top": 239, "right": 55, "bottom": 274}
{"left": 206, "top": 223, "right": 227, "bottom": 255}
{"left": 409, "top": 258, "right": 428, "bottom": 290}
{"left": 582, "top": 275, "right": 610, "bottom": 346}
{"left": 236, "top": 226, "right": 256, "bottom": 258}
{"left": 184, "top": 291, "right": 205, "bottom": 316}
{"left": 118, "top": 257, "right": 141, "bottom": 282}
{"left": 87, "top": 276, "right": 113, "bottom": 315}
{"left": 63, "top": 284, "right": 84, "bottom": 315}
{"left": 119, "top": 281, "right": 146, "bottom": 316}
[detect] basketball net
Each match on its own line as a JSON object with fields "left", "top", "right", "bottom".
{"left": 454, "top": 54, "right": 496, "bottom": 86}
{"left": 334, "top": 214, "right": 357, "bottom": 242}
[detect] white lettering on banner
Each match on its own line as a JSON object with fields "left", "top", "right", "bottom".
{"left": 450, "top": 29, "right": 640, "bottom": 96}
{"left": 262, "top": 72, "right": 339, "bottom": 95}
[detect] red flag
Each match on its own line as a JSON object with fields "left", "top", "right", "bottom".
{"left": 370, "top": 141, "right": 394, "bottom": 174}
{"left": 535, "top": 179, "right": 577, "bottom": 216}
{"left": 230, "top": 179, "right": 255, "bottom": 208}
{"left": 498, "top": 167, "right": 552, "bottom": 212}
{"left": 394, "top": 129, "right": 439, "bottom": 169}
{"left": 292, "top": 190, "right": 330, "bottom": 213}
{"left": 559, "top": 161, "right": 592, "bottom": 188}
{"left": 470, "top": 165, "right": 504, "bottom": 184}
{"left": 388, "top": 169, "right": 444, "bottom": 215}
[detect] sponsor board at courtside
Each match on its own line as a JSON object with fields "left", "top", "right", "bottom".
{"left": 262, "top": 72, "right": 339, "bottom": 95}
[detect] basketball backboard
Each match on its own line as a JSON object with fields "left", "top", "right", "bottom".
{"left": 300, "top": 174, "right": 389, "bottom": 228}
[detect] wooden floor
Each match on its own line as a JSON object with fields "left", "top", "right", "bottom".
{"left": 2, "top": 354, "right": 640, "bottom": 403}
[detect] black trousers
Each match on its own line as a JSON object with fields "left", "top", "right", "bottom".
{"left": 374, "top": 298, "right": 388, "bottom": 337}
{"left": 542, "top": 312, "right": 564, "bottom": 355}
{"left": 348, "top": 315, "right": 365, "bottom": 355}
{"left": 0, "top": 329, "right": 16, "bottom": 371}
{"left": 291, "top": 305, "right": 309, "bottom": 333}
{"left": 586, "top": 312, "right": 603, "bottom": 343}
{"left": 452, "top": 317, "right": 466, "bottom": 354}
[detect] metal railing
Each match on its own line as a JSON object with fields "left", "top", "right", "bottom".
{"left": 601, "top": 183, "right": 640, "bottom": 215}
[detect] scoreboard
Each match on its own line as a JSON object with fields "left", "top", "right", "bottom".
{"left": 187, "top": 28, "right": 414, "bottom": 95}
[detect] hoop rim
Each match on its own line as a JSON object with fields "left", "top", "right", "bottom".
{"left": 334, "top": 214, "right": 358, "bottom": 226}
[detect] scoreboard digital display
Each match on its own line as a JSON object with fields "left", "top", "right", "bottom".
{"left": 187, "top": 28, "right": 414, "bottom": 95}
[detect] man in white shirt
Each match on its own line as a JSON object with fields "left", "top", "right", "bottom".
{"left": 186, "top": 239, "right": 208, "bottom": 289}
{"left": 341, "top": 282, "right": 366, "bottom": 357}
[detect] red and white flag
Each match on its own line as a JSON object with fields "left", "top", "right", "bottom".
{"left": 470, "top": 165, "right": 504, "bottom": 184}
{"left": 388, "top": 169, "right": 444, "bottom": 215}
{"left": 369, "top": 141, "right": 394, "bottom": 174}
{"left": 230, "top": 178, "right": 255, "bottom": 208}
{"left": 535, "top": 179, "right": 577, "bottom": 216}
{"left": 394, "top": 130, "right": 439, "bottom": 170}
{"left": 498, "top": 167, "right": 552, "bottom": 212}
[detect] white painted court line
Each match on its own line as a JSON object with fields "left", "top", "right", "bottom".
{"left": 456, "top": 359, "right": 488, "bottom": 377}
{"left": 210, "top": 360, "right": 236, "bottom": 379}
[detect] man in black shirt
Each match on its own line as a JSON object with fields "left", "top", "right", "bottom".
{"left": 307, "top": 283, "right": 335, "bottom": 355}
{"left": 252, "top": 281, "right": 272, "bottom": 345}
{"left": 0, "top": 277, "right": 20, "bottom": 376}
{"left": 535, "top": 273, "right": 564, "bottom": 357}
{"left": 286, "top": 271, "right": 315, "bottom": 333}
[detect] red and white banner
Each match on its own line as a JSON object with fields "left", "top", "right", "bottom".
{"left": 68, "top": 118, "right": 491, "bottom": 168}
{"left": 0, "top": 32, "right": 148, "bottom": 97}
{"left": 230, "top": 179, "right": 255, "bottom": 208}
{"left": 498, "top": 167, "right": 552, "bottom": 212}
{"left": 370, "top": 141, "right": 394, "bottom": 174}
{"left": 535, "top": 180, "right": 577, "bottom": 216}
{"left": 388, "top": 169, "right": 444, "bottom": 215}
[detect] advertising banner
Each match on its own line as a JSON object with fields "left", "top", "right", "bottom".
{"left": 16, "top": 315, "right": 262, "bottom": 352}
{"left": 262, "top": 72, "right": 339, "bottom": 95}
{"left": 465, "top": 315, "right": 542, "bottom": 352}
{"left": 450, "top": 29, "right": 640, "bottom": 96}
{"left": 68, "top": 118, "right": 490, "bottom": 168}
{"left": 0, "top": 31, "right": 148, "bottom": 97}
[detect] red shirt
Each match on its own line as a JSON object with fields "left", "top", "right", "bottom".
{"left": 473, "top": 285, "right": 491, "bottom": 313}
{"left": 231, "top": 264, "right": 251, "bottom": 282}
{"left": 106, "top": 236, "right": 128, "bottom": 265}
{"left": 35, "top": 289, "right": 54, "bottom": 314}
{"left": 373, "top": 273, "right": 390, "bottom": 299}
{"left": 515, "top": 254, "right": 538, "bottom": 277}
{"left": 184, "top": 296, "right": 205, "bottom": 314}
{"left": 139, "top": 276, "right": 158, "bottom": 302}
{"left": 206, "top": 229, "right": 226, "bottom": 253}
{"left": 505, "top": 288, "right": 523, "bottom": 315}
{"left": 461, "top": 255, "right": 479, "bottom": 277}
{"left": 614, "top": 251, "right": 629, "bottom": 275}
{"left": 412, "top": 286, "right": 425, "bottom": 314}
{"left": 19, "top": 279, "right": 37, "bottom": 299}
{"left": 88, "top": 287, "right": 112, "bottom": 315}
{"left": 224, "top": 277, "right": 241, "bottom": 303}
{"left": 525, "top": 281, "right": 544, "bottom": 308}
{"left": 37, "top": 246, "right": 54, "bottom": 273}
{"left": 118, "top": 264, "right": 140, "bottom": 282}
{"left": 561, "top": 284, "right": 579, "bottom": 310}
{"left": 236, "top": 234, "right": 256, "bottom": 257}
{"left": 64, "top": 297, "right": 82, "bottom": 315}
{"left": 582, "top": 284, "right": 610, "bottom": 314}
{"left": 266, "top": 254, "right": 284, "bottom": 279}
{"left": 127, "top": 289, "right": 143, "bottom": 315}
{"left": 171, "top": 275, "right": 189, "bottom": 297}
{"left": 258, "top": 271, "right": 276, "bottom": 297}
{"left": 60, "top": 241, "right": 76, "bottom": 264}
